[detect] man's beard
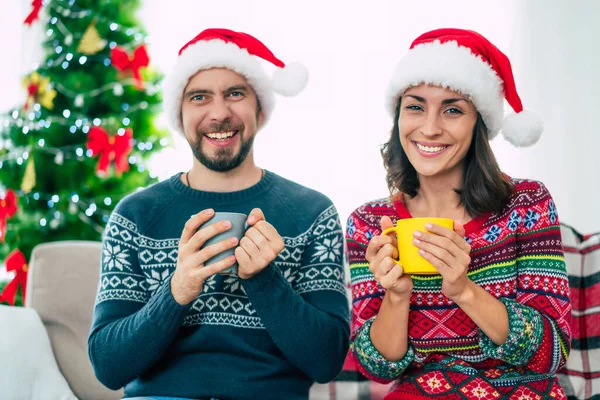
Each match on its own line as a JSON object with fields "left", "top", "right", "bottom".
{"left": 191, "top": 120, "right": 255, "bottom": 173}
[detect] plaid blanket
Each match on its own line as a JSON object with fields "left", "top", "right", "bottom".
{"left": 558, "top": 224, "right": 600, "bottom": 400}
{"left": 310, "top": 223, "right": 599, "bottom": 400}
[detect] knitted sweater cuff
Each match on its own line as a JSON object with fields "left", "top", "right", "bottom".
{"left": 479, "top": 297, "right": 544, "bottom": 365}
{"left": 145, "top": 275, "right": 190, "bottom": 332}
{"left": 353, "top": 317, "right": 414, "bottom": 380}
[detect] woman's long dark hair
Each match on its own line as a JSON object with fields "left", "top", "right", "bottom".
{"left": 381, "top": 99, "right": 514, "bottom": 217}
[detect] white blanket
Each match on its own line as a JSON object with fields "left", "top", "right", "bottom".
{"left": 0, "top": 305, "right": 77, "bottom": 400}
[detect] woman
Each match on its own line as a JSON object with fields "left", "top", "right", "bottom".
{"left": 347, "top": 28, "right": 571, "bottom": 400}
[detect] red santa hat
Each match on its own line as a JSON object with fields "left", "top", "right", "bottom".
{"left": 163, "top": 28, "right": 309, "bottom": 135}
{"left": 385, "top": 28, "right": 543, "bottom": 147}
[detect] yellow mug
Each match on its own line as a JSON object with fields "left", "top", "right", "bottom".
{"left": 381, "top": 218, "right": 454, "bottom": 275}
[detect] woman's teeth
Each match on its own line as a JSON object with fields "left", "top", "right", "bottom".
{"left": 416, "top": 143, "right": 447, "bottom": 153}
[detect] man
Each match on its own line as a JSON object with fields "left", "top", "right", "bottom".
{"left": 88, "top": 29, "right": 350, "bottom": 400}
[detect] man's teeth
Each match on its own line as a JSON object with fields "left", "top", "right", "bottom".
{"left": 416, "top": 143, "right": 447, "bottom": 153}
{"left": 206, "top": 131, "right": 236, "bottom": 139}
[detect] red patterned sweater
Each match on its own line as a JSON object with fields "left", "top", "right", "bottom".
{"left": 347, "top": 179, "right": 571, "bottom": 400}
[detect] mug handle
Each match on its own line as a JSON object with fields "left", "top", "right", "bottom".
{"left": 380, "top": 227, "right": 402, "bottom": 266}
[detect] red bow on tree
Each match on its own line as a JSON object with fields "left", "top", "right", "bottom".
{"left": 24, "top": 0, "right": 43, "bottom": 26}
{"left": 0, "top": 250, "right": 28, "bottom": 306}
{"left": 0, "top": 190, "right": 18, "bottom": 243}
{"left": 87, "top": 127, "right": 133, "bottom": 175}
{"left": 111, "top": 45, "right": 150, "bottom": 90}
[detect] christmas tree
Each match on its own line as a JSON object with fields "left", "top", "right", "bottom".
{"left": 0, "top": 0, "right": 170, "bottom": 306}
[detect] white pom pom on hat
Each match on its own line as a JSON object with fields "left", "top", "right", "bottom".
{"left": 502, "top": 110, "right": 543, "bottom": 147}
{"left": 272, "top": 61, "right": 309, "bottom": 97}
{"left": 163, "top": 28, "right": 309, "bottom": 135}
{"left": 385, "top": 28, "right": 543, "bottom": 147}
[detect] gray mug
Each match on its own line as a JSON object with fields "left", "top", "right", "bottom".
{"left": 198, "top": 212, "right": 248, "bottom": 275}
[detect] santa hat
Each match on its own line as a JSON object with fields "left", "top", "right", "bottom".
{"left": 163, "top": 28, "right": 309, "bottom": 135}
{"left": 385, "top": 28, "right": 543, "bottom": 147}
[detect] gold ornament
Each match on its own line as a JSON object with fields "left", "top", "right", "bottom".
{"left": 77, "top": 23, "right": 107, "bottom": 55}
{"left": 21, "top": 157, "right": 36, "bottom": 194}
{"left": 21, "top": 72, "right": 57, "bottom": 110}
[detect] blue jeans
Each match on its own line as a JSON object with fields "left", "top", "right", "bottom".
{"left": 123, "top": 397, "right": 220, "bottom": 400}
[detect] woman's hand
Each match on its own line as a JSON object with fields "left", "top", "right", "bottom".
{"left": 412, "top": 221, "right": 472, "bottom": 301}
{"left": 366, "top": 216, "right": 413, "bottom": 300}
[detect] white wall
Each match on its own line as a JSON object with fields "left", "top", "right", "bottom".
{"left": 3, "top": 1, "right": 595, "bottom": 233}
{"left": 509, "top": 0, "right": 600, "bottom": 233}
{"left": 0, "top": 1, "right": 36, "bottom": 112}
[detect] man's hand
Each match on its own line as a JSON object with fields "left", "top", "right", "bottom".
{"left": 236, "top": 208, "right": 284, "bottom": 279}
{"left": 171, "top": 209, "right": 239, "bottom": 305}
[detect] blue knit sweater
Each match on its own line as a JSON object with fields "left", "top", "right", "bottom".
{"left": 88, "top": 171, "right": 350, "bottom": 400}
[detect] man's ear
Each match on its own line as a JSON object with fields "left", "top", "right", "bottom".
{"left": 257, "top": 110, "right": 265, "bottom": 128}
